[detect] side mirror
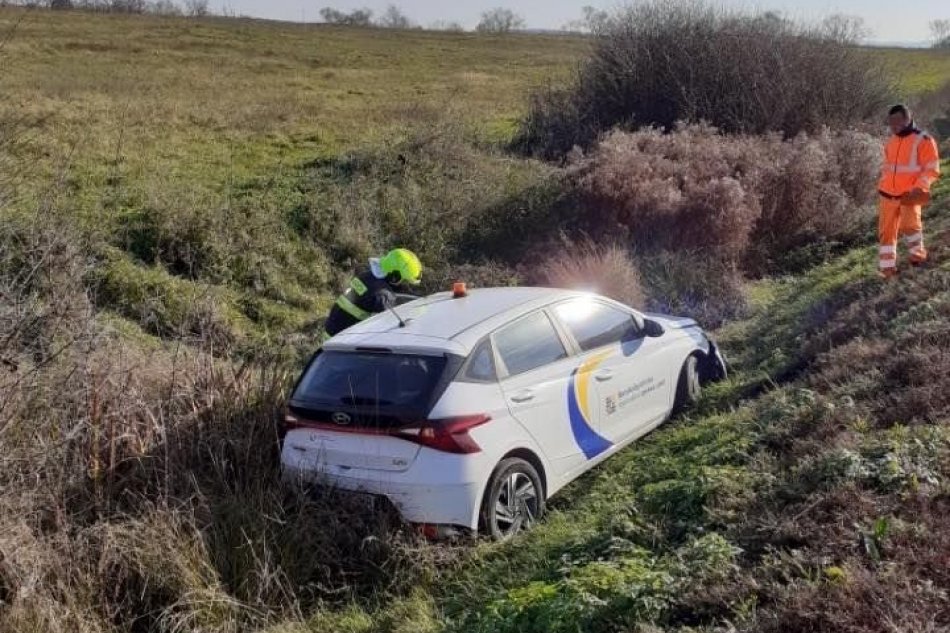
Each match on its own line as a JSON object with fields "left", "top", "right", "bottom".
{"left": 643, "top": 318, "right": 665, "bottom": 338}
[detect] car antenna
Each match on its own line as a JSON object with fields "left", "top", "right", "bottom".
{"left": 388, "top": 304, "right": 408, "bottom": 328}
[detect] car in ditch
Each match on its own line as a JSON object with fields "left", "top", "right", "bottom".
{"left": 281, "top": 286, "right": 726, "bottom": 539}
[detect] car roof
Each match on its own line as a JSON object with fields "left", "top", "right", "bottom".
{"left": 325, "top": 286, "right": 609, "bottom": 355}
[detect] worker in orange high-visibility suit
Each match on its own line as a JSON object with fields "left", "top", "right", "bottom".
{"left": 877, "top": 104, "right": 941, "bottom": 278}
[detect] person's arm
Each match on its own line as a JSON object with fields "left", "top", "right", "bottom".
{"left": 915, "top": 136, "right": 941, "bottom": 193}
{"left": 365, "top": 287, "right": 397, "bottom": 313}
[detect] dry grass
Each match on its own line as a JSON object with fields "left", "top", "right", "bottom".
{"left": 569, "top": 123, "right": 881, "bottom": 275}
{"left": 521, "top": 241, "right": 646, "bottom": 309}
{"left": 0, "top": 214, "right": 441, "bottom": 633}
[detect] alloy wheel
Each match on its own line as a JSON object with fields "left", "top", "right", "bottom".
{"left": 493, "top": 471, "right": 539, "bottom": 537}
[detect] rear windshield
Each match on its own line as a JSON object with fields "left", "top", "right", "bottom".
{"left": 292, "top": 350, "right": 450, "bottom": 418}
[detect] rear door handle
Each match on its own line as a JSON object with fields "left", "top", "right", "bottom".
{"left": 595, "top": 370, "right": 614, "bottom": 382}
{"left": 510, "top": 390, "right": 535, "bottom": 403}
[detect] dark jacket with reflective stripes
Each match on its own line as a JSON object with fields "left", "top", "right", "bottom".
{"left": 324, "top": 269, "right": 399, "bottom": 336}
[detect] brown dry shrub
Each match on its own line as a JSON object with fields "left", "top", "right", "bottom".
{"left": 571, "top": 125, "right": 763, "bottom": 265}
{"left": 571, "top": 123, "right": 880, "bottom": 275}
{"left": 520, "top": 240, "right": 646, "bottom": 309}
{"left": 0, "top": 331, "right": 436, "bottom": 632}
{"left": 747, "top": 128, "right": 880, "bottom": 271}
{"left": 0, "top": 217, "right": 438, "bottom": 632}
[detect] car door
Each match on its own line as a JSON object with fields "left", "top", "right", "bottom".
{"left": 551, "top": 299, "right": 672, "bottom": 445}
{"left": 494, "top": 310, "right": 594, "bottom": 478}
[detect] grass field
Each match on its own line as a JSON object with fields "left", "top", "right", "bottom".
{"left": 2, "top": 8, "right": 587, "bottom": 192}
{"left": 0, "top": 8, "right": 590, "bottom": 348}
{"left": 2, "top": 7, "right": 946, "bottom": 348}
{"left": 870, "top": 46, "right": 950, "bottom": 94}
{"left": 2, "top": 8, "right": 950, "bottom": 633}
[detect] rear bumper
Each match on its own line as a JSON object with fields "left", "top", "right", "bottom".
{"left": 281, "top": 449, "right": 483, "bottom": 529}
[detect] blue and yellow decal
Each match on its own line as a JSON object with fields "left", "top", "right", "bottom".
{"left": 567, "top": 351, "right": 614, "bottom": 459}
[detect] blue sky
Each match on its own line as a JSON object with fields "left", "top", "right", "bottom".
{"left": 219, "top": 0, "right": 946, "bottom": 43}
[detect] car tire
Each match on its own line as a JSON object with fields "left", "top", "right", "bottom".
{"left": 673, "top": 354, "right": 702, "bottom": 413}
{"left": 479, "top": 457, "right": 545, "bottom": 540}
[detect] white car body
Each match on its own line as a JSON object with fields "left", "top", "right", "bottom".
{"left": 281, "top": 287, "right": 725, "bottom": 535}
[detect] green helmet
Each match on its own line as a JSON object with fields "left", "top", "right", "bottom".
{"left": 380, "top": 248, "right": 422, "bottom": 285}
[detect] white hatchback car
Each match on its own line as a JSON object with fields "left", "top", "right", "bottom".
{"left": 281, "top": 287, "right": 726, "bottom": 539}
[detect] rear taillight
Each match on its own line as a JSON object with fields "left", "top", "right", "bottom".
{"left": 283, "top": 411, "right": 490, "bottom": 453}
{"left": 396, "top": 414, "right": 491, "bottom": 454}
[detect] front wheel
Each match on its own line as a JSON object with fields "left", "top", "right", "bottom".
{"left": 479, "top": 458, "right": 544, "bottom": 540}
{"left": 673, "top": 354, "right": 702, "bottom": 413}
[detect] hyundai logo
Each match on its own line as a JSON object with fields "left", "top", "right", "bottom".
{"left": 331, "top": 412, "right": 352, "bottom": 426}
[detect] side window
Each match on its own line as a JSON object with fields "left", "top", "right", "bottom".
{"left": 463, "top": 339, "right": 497, "bottom": 382}
{"left": 554, "top": 300, "right": 640, "bottom": 352}
{"left": 495, "top": 311, "right": 568, "bottom": 377}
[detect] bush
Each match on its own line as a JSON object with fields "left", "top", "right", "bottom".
{"left": 914, "top": 80, "right": 950, "bottom": 144}
{"left": 639, "top": 252, "right": 748, "bottom": 327}
{"left": 521, "top": 240, "right": 646, "bottom": 309}
{"left": 295, "top": 116, "right": 557, "bottom": 293}
{"left": 0, "top": 251, "right": 437, "bottom": 631}
{"left": 515, "top": 1, "right": 893, "bottom": 159}
{"left": 569, "top": 123, "right": 879, "bottom": 276}
{"left": 476, "top": 8, "right": 525, "bottom": 33}
{"left": 746, "top": 127, "right": 880, "bottom": 272}
{"left": 571, "top": 125, "right": 763, "bottom": 265}
{"left": 319, "top": 7, "right": 374, "bottom": 26}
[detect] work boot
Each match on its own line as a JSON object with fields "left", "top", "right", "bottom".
{"left": 878, "top": 268, "right": 898, "bottom": 280}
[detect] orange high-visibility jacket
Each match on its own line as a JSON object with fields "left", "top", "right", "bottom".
{"left": 878, "top": 128, "right": 941, "bottom": 197}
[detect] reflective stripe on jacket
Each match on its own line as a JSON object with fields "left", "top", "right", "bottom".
{"left": 324, "top": 269, "right": 397, "bottom": 336}
{"left": 878, "top": 128, "right": 941, "bottom": 197}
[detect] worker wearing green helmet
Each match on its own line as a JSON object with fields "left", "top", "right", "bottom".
{"left": 323, "top": 248, "right": 423, "bottom": 338}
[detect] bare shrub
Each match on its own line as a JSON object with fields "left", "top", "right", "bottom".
{"left": 319, "top": 7, "right": 373, "bottom": 27}
{"left": 522, "top": 240, "right": 646, "bottom": 309}
{"left": 376, "top": 4, "right": 413, "bottom": 29}
{"left": 572, "top": 125, "right": 762, "bottom": 265}
{"left": 931, "top": 19, "right": 950, "bottom": 48}
{"left": 476, "top": 8, "right": 524, "bottom": 33}
{"left": 747, "top": 128, "right": 880, "bottom": 272}
{"left": 570, "top": 123, "right": 880, "bottom": 276}
{"left": 183, "top": 0, "right": 206, "bottom": 17}
{"left": 515, "top": 1, "right": 894, "bottom": 159}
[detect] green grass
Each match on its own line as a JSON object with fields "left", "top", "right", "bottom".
{"left": 3, "top": 9, "right": 950, "bottom": 631}
{"left": 0, "top": 8, "right": 588, "bottom": 349}
{"left": 869, "top": 46, "right": 950, "bottom": 94}
{"left": 0, "top": 8, "right": 587, "bottom": 191}
{"left": 296, "top": 164, "right": 950, "bottom": 631}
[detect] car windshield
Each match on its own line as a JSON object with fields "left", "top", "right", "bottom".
{"left": 293, "top": 351, "right": 449, "bottom": 414}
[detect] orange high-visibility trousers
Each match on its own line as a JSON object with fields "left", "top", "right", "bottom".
{"left": 878, "top": 197, "right": 926, "bottom": 272}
